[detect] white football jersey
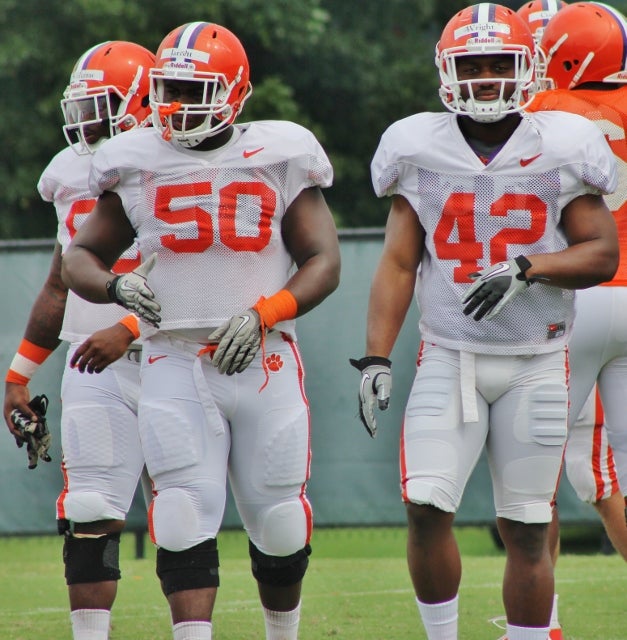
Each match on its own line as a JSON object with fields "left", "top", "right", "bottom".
{"left": 38, "top": 146, "right": 141, "bottom": 343}
{"left": 371, "top": 111, "right": 617, "bottom": 355}
{"left": 89, "top": 121, "right": 333, "bottom": 338}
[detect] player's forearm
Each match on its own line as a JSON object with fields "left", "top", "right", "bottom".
{"left": 22, "top": 284, "right": 66, "bottom": 352}
{"left": 61, "top": 246, "right": 112, "bottom": 303}
{"left": 365, "top": 266, "right": 415, "bottom": 358}
{"left": 527, "top": 239, "right": 619, "bottom": 289}
{"left": 284, "top": 251, "right": 341, "bottom": 316}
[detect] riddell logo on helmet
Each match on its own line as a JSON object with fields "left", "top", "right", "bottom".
{"left": 162, "top": 61, "right": 196, "bottom": 72}
{"left": 468, "top": 36, "right": 505, "bottom": 45}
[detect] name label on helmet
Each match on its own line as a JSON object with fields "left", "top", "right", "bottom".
{"left": 529, "top": 10, "right": 555, "bottom": 22}
{"left": 454, "top": 22, "right": 511, "bottom": 39}
{"left": 161, "top": 47, "right": 210, "bottom": 64}
{"left": 71, "top": 70, "right": 105, "bottom": 82}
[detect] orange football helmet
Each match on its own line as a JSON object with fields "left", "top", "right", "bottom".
{"left": 436, "top": 3, "right": 537, "bottom": 122}
{"left": 150, "top": 22, "right": 253, "bottom": 147}
{"left": 517, "top": 0, "right": 568, "bottom": 43}
{"left": 517, "top": 0, "right": 567, "bottom": 89}
{"left": 61, "top": 41, "right": 155, "bottom": 155}
{"left": 542, "top": 2, "right": 627, "bottom": 89}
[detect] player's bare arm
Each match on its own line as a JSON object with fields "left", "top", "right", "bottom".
{"left": 365, "top": 194, "right": 424, "bottom": 358}
{"left": 4, "top": 242, "right": 67, "bottom": 438}
{"left": 61, "top": 190, "right": 135, "bottom": 301}
{"left": 281, "top": 186, "right": 341, "bottom": 314}
{"left": 525, "top": 194, "right": 619, "bottom": 288}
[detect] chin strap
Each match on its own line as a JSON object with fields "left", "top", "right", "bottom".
{"left": 158, "top": 101, "right": 182, "bottom": 141}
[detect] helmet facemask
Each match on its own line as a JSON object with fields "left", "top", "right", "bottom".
{"left": 62, "top": 65, "right": 148, "bottom": 155}
{"left": 438, "top": 47, "right": 536, "bottom": 123}
{"left": 150, "top": 67, "right": 251, "bottom": 148}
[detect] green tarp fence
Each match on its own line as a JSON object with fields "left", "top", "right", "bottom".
{"left": 0, "top": 232, "right": 598, "bottom": 535}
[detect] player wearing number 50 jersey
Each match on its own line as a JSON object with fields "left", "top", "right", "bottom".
{"left": 351, "top": 4, "right": 618, "bottom": 640}
{"left": 62, "top": 21, "right": 341, "bottom": 640}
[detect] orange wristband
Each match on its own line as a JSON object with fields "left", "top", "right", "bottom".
{"left": 253, "top": 289, "right": 298, "bottom": 329}
{"left": 117, "top": 314, "right": 140, "bottom": 340}
{"left": 5, "top": 339, "right": 53, "bottom": 385}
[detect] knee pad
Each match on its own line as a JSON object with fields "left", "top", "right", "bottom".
{"left": 62, "top": 491, "right": 110, "bottom": 523}
{"left": 63, "top": 532, "right": 121, "bottom": 585}
{"left": 255, "top": 500, "right": 309, "bottom": 557}
{"left": 249, "top": 541, "right": 311, "bottom": 587}
{"left": 156, "top": 538, "right": 219, "bottom": 596}
{"left": 150, "top": 487, "right": 201, "bottom": 551}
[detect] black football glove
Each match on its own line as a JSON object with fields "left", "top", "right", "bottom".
{"left": 349, "top": 356, "right": 392, "bottom": 438}
{"left": 11, "top": 394, "right": 52, "bottom": 469}
{"left": 462, "top": 256, "right": 539, "bottom": 321}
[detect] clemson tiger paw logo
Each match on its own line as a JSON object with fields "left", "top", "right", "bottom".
{"left": 265, "top": 353, "right": 283, "bottom": 372}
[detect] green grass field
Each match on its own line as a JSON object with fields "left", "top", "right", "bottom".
{"left": 0, "top": 526, "right": 625, "bottom": 639}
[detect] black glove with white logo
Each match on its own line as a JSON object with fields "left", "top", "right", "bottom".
{"left": 462, "top": 256, "right": 536, "bottom": 321}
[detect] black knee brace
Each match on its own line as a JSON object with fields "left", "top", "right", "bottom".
{"left": 156, "top": 538, "right": 220, "bottom": 596}
{"left": 249, "top": 541, "right": 312, "bottom": 587}
{"left": 63, "top": 532, "right": 121, "bottom": 585}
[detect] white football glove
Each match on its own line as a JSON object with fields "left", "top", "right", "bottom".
{"left": 208, "top": 310, "right": 263, "bottom": 375}
{"left": 349, "top": 356, "right": 392, "bottom": 438}
{"left": 462, "top": 255, "right": 536, "bottom": 321}
{"left": 106, "top": 253, "right": 161, "bottom": 327}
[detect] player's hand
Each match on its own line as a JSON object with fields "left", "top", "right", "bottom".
{"left": 207, "top": 310, "right": 263, "bottom": 375}
{"left": 4, "top": 382, "right": 33, "bottom": 443}
{"left": 462, "top": 256, "right": 537, "bottom": 321}
{"left": 70, "top": 322, "right": 136, "bottom": 373}
{"left": 349, "top": 356, "right": 392, "bottom": 438}
{"left": 10, "top": 394, "right": 52, "bottom": 469}
{"left": 106, "top": 253, "right": 161, "bottom": 327}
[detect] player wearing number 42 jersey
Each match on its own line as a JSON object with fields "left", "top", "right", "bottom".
{"left": 351, "top": 4, "right": 618, "bottom": 640}
{"left": 62, "top": 21, "right": 340, "bottom": 640}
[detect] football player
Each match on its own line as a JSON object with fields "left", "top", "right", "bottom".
{"left": 3, "top": 41, "right": 155, "bottom": 640}
{"left": 527, "top": 0, "right": 627, "bottom": 559}
{"left": 61, "top": 22, "right": 340, "bottom": 640}
{"left": 351, "top": 4, "right": 618, "bottom": 640}
{"left": 517, "top": 0, "right": 568, "bottom": 89}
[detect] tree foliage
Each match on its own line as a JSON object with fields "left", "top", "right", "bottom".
{"left": 4, "top": 0, "right": 624, "bottom": 237}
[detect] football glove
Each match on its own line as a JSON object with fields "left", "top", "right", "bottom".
{"left": 462, "top": 255, "right": 536, "bottom": 321}
{"left": 349, "top": 356, "right": 392, "bottom": 438}
{"left": 11, "top": 394, "right": 52, "bottom": 470}
{"left": 208, "top": 310, "right": 263, "bottom": 375}
{"left": 106, "top": 253, "right": 161, "bottom": 327}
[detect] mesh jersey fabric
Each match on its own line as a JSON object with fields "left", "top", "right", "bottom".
{"left": 37, "top": 145, "right": 141, "bottom": 343}
{"left": 371, "top": 111, "right": 616, "bottom": 355}
{"left": 89, "top": 121, "right": 333, "bottom": 340}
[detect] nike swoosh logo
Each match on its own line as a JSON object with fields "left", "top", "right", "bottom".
{"left": 520, "top": 153, "right": 542, "bottom": 167}
{"left": 147, "top": 355, "right": 167, "bottom": 364}
{"left": 243, "top": 147, "right": 264, "bottom": 158}
{"left": 235, "top": 315, "right": 251, "bottom": 332}
{"left": 484, "top": 262, "right": 511, "bottom": 279}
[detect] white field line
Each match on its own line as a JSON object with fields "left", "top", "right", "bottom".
{"left": 2, "top": 573, "right": 625, "bottom": 619}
